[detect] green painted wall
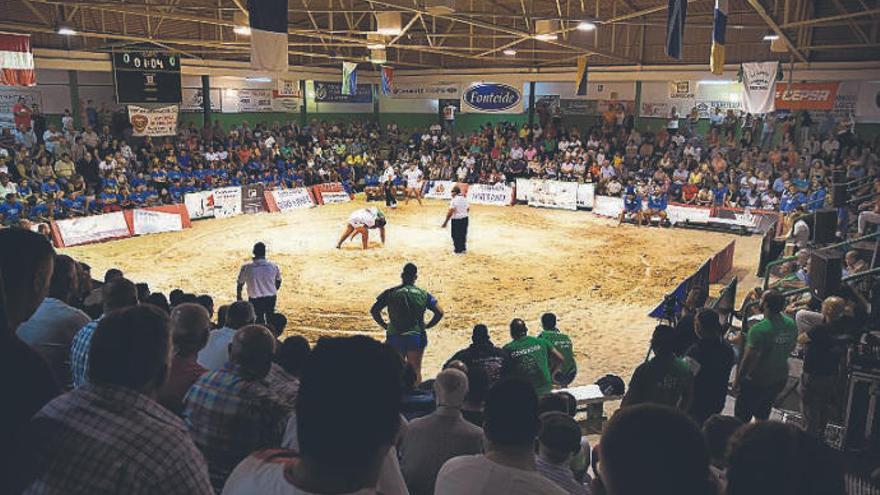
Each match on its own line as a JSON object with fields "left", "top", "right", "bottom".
{"left": 378, "top": 113, "right": 437, "bottom": 131}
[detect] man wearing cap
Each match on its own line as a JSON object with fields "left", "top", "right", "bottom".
{"left": 441, "top": 185, "right": 469, "bottom": 254}
{"left": 536, "top": 412, "right": 590, "bottom": 495}
{"left": 446, "top": 324, "right": 512, "bottom": 391}
{"left": 236, "top": 242, "right": 282, "bottom": 324}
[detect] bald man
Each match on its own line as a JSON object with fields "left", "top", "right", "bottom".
{"left": 183, "top": 324, "right": 289, "bottom": 492}
{"left": 399, "top": 368, "right": 484, "bottom": 495}
{"left": 158, "top": 303, "right": 211, "bottom": 414}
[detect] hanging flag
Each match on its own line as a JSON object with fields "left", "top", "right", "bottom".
{"left": 342, "top": 62, "right": 358, "bottom": 96}
{"left": 710, "top": 0, "right": 728, "bottom": 75}
{"left": 381, "top": 66, "right": 394, "bottom": 96}
{"left": 575, "top": 56, "right": 589, "bottom": 96}
{"left": 0, "top": 33, "right": 36, "bottom": 87}
{"left": 741, "top": 61, "right": 778, "bottom": 114}
{"left": 248, "top": 0, "right": 288, "bottom": 72}
{"left": 666, "top": 0, "right": 687, "bottom": 60}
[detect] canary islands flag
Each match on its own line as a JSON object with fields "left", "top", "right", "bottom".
{"left": 342, "top": 62, "right": 358, "bottom": 96}
{"left": 711, "top": 0, "right": 728, "bottom": 75}
{"left": 381, "top": 66, "right": 393, "bottom": 96}
{"left": 575, "top": 56, "right": 588, "bottom": 96}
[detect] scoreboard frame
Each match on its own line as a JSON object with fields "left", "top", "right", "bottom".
{"left": 112, "top": 51, "right": 182, "bottom": 104}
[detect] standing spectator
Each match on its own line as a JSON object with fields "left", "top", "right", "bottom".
{"left": 702, "top": 414, "right": 743, "bottom": 492}
{"left": 371, "top": 263, "right": 444, "bottom": 384}
{"left": 435, "top": 379, "right": 568, "bottom": 495}
{"left": 0, "top": 229, "right": 60, "bottom": 491}
{"left": 85, "top": 99, "right": 98, "bottom": 129}
{"left": 595, "top": 404, "right": 716, "bottom": 495}
{"left": 400, "top": 368, "right": 484, "bottom": 495}
{"left": 446, "top": 324, "right": 511, "bottom": 391}
{"left": 441, "top": 185, "right": 469, "bottom": 254}
{"left": 683, "top": 309, "right": 735, "bottom": 425}
{"left": 184, "top": 325, "right": 289, "bottom": 492}
{"left": 236, "top": 242, "right": 282, "bottom": 324}
{"left": 798, "top": 296, "right": 847, "bottom": 437}
{"left": 621, "top": 325, "right": 693, "bottom": 411}
{"left": 12, "top": 96, "right": 33, "bottom": 130}
{"left": 503, "top": 318, "right": 563, "bottom": 396}
{"left": 197, "top": 300, "right": 256, "bottom": 371}
{"left": 223, "top": 336, "right": 403, "bottom": 495}
{"left": 733, "top": 290, "right": 797, "bottom": 422}
{"left": 26, "top": 305, "right": 214, "bottom": 495}
{"left": 536, "top": 412, "right": 589, "bottom": 495}
{"left": 537, "top": 313, "right": 578, "bottom": 387}
{"left": 671, "top": 286, "right": 709, "bottom": 355}
{"left": 70, "top": 277, "right": 139, "bottom": 388}
{"left": 16, "top": 255, "right": 90, "bottom": 389}
{"left": 157, "top": 302, "right": 211, "bottom": 414}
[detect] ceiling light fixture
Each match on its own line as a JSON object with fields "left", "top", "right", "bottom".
{"left": 763, "top": 32, "right": 779, "bottom": 41}
{"left": 375, "top": 12, "right": 402, "bottom": 36}
{"left": 576, "top": 20, "right": 596, "bottom": 31}
{"left": 233, "top": 11, "right": 250, "bottom": 36}
{"left": 233, "top": 25, "right": 251, "bottom": 36}
{"left": 503, "top": 48, "right": 518, "bottom": 56}
{"left": 534, "top": 19, "right": 560, "bottom": 41}
{"left": 57, "top": 26, "right": 77, "bottom": 35}
{"left": 366, "top": 33, "right": 386, "bottom": 50}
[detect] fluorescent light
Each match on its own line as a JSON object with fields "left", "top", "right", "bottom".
{"left": 245, "top": 76, "right": 272, "bottom": 82}
{"left": 234, "top": 25, "right": 251, "bottom": 36}
{"left": 535, "top": 33, "right": 558, "bottom": 41}
{"left": 503, "top": 48, "right": 517, "bottom": 56}
{"left": 698, "top": 80, "right": 732, "bottom": 85}
{"left": 57, "top": 26, "right": 77, "bottom": 35}
{"left": 367, "top": 42, "right": 386, "bottom": 50}
{"left": 576, "top": 20, "right": 596, "bottom": 31}
{"left": 376, "top": 28, "right": 401, "bottom": 35}
{"left": 763, "top": 33, "right": 779, "bottom": 41}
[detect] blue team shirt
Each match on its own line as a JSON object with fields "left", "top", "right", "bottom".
{"left": 28, "top": 203, "right": 49, "bottom": 220}
{"left": 624, "top": 195, "right": 642, "bottom": 212}
{"left": 780, "top": 191, "right": 805, "bottom": 213}
{"left": 648, "top": 193, "right": 668, "bottom": 210}
{"left": 0, "top": 201, "right": 25, "bottom": 221}
{"left": 807, "top": 189, "right": 826, "bottom": 212}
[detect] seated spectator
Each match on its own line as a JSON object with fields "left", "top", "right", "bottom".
{"left": 26, "top": 305, "right": 213, "bottom": 494}
{"left": 266, "top": 335, "right": 310, "bottom": 408}
{"left": 535, "top": 412, "right": 589, "bottom": 495}
{"left": 726, "top": 421, "right": 844, "bottom": 495}
{"left": 402, "top": 362, "right": 436, "bottom": 420}
{"left": 446, "top": 324, "right": 511, "bottom": 392}
{"left": 185, "top": 324, "right": 289, "bottom": 492}
{"left": 537, "top": 313, "right": 578, "bottom": 387}
{"left": 223, "top": 336, "right": 404, "bottom": 495}
{"left": 503, "top": 318, "right": 563, "bottom": 396}
{"left": 537, "top": 393, "right": 591, "bottom": 484}
{"left": 621, "top": 325, "right": 693, "bottom": 411}
{"left": 157, "top": 303, "right": 211, "bottom": 414}
{"left": 595, "top": 404, "right": 716, "bottom": 495}
{"left": 702, "top": 414, "right": 743, "bottom": 492}
{"left": 197, "top": 300, "right": 256, "bottom": 370}
{"left": 82, "top": 268, "right": 123, "bottom": 318}
{"left": 400, "top": 368, "right": 484, "bottom": 495}
{"left": 435, "top": 378, "right": 567, "bottom": 495}
{"left": 683, "top": 309, "right": 735, "bottom": 425}
{"left": 16, "top": 254, "right": 90, "bottom": 389}
{"left": 0, "top": 229, "right": 60, "bottom": 491}
{"left": 70, "top": 277, "right": 139, "bottom": 388}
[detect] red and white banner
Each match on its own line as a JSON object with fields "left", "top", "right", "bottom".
{"left": 52, "top": 211, "right": 131, "bottom": 247}
{"left": 775, "top": 82, "right": 840, "bottom": 111}
{"left": 466, "top": 182, "right": 515, "bottom": 206}
{"left": 130, "top": 208, "right": 183, "bottom": 235}
{"left": 312, "top": 182, "right": 352, "bottom": 205}
{"left": 184, "top": 190, "right": 215, "bottom": 219}
{"left": 265, "top": 187, "right": 315, "bottom": 212}
{"left": 0, "top": 33, "right": 36, "bottom": 87}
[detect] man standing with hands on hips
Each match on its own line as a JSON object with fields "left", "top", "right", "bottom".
{"left": 236, "top": 242, "right": 282, "bottom": 324}
{"left": 442, "top": 185, "right": 469, "bottom": 254}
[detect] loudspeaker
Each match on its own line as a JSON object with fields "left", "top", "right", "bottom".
{"left": 812, "top": 208, "right": 838, "bottom": 244}
{"left": 832, "top": 169, "right": 847, "bottom": 183}
{"left": 810, "top": 250, "right": 842, "bottom": 300}
{"left": 844, "top": 371, "right": 880, "bottom": 453}
{"left": 832, "top": 182, "right": 848, "bottom": 207}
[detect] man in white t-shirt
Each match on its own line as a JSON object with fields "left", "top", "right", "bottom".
{"left": 236, "top": 242, "right": 282, "bottom": 324}
{"left": 441, "top": 185, "right": 469, "bottom": 254}
{"left": 403, "top": 163, "right": 424, "bottom": 206}
{"left": 434, "top": 379, "right": 567, "bottom": 495}
{"left": 336, "top": 207, "right": 386, "bottom": 250}
{"left": 381, "top": 161, "right": 398, "bottom": 209}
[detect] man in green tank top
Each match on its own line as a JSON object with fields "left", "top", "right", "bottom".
{"left": 503, "top": 318, "right": 564, "bottom": 396}
{"left": 537, "top": 312, "right": 578, "bottom": 387}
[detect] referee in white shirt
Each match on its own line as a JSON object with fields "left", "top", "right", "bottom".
{"left": 236, "top": 242, "right": 282, "bottom": 324}
{"left": 442, "top": 186, "right": 469, "bottom": 254}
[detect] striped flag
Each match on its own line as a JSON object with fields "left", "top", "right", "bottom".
{"left": 666, "top": 0, "right": 687, "bottom": 60}
{"left": 342, "top": 62, "right": 358, "bottom": 95}
{"left": 381, "top": 66, "right": 393, "bottom": 96}
{"left": 711, "top": 0, "right": 728, "bottom": 75}
{"left": 248, "top": 0, "right": 288, "bottom": 72}
{"left": 0, "top": 33, "right": 36, "bottom": 87}
{"left": 575, "top": 56, "right": 589, "bottom": 96}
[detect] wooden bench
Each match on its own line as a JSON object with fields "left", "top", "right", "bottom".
{"left": 554, "top": 385, "right": 622, "bottom": 434}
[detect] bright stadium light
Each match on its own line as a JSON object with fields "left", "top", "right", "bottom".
{"left": 233, "top": 11, "right": 250, "bottom": 36}
{"left": 576, "top": 20, "right": 596, "bottom": 31}
{"left": 234, "top": 25, "right": 252, "bottom": 36}
{"left": 245, "top": 76, "right": 272, "bottom": 82}
{"left": 57, "top": 26, "right": 77, "bottom": 35}
{"left": 763, "top": 32, "right": 779, "bottom": 41}
{"left": 503, "top": 48, "right": 518, "bottom": 56}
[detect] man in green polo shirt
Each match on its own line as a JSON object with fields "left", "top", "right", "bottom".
{"left": 537, "top": 312, "right": 577, "bottom": 387}
{"left": 733, "top": 289, "right": 797, "bottom": 422}
{"left": 371, "top": 263, "right": 443, "bottom": 384}
{"left": 503, "top": 318, "right": 563, "bottom": 396}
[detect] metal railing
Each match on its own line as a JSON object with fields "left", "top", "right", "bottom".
{"left": 761, "top": 231, "right": 880, "bottom": 290}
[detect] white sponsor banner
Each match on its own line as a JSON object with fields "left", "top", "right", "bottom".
{"left": 577, "top": 183, "right": 595, "bottom": 209}
{"left": 56, "top": 211, "right": 130, "bottom": 246}
{"left": 321, "top": 191, "right": 351, "bottom": 205}
{"left": 423, "top": 180, "right": 455, "bottom": 200}
{"left": 221, "top": 88, "right": 275, "bottom": 113}
{"left": 271, "top": 97, "right": 300, "bottom": 113}
{"left": 128, "top": 105, "right": 178, "bottom": 136}
{"left": 272, "top": 188, "right": 314, "bottom": 210}
{"left": 0, "top": 87, "right": 41, "bottom": 129}
{"left": 667, "top": 205, "right": 712, "bottom": 225}
{"left": 856, "top": 81, "right": 880, "bottom": 123}
{"left": 132, "top": 209, "right": 183, "bottom": 235}
{"left": 184, "top": 191, "right": 214, "bottom": 219}
{"left": 391, "top": 82, "right": 460, "bottom": 99}
{"left": 528, "top": 179, "right": 578, "bottom": 211}
{"left": 515, "top": 178, "right": 532, "bottom": 202}
{"left": 741, "top": 61, "right": 778, "bottom": 114}
{"left": 460, "top": 82, "right": 524, "bottom": 114}
{"left": 466, "top": 183, "right": 514, "bottom": 206}
{"left": 180, "top": 87, "right": 221, "bottom": 112}
{"left": 212, "top": 186, "right": 242, "bottom": 218}
{"left": 276, "top": 79, "right": 302, "bottom": 98}
{"left": 593, "top": 195, "right": 624, "bottom": 218}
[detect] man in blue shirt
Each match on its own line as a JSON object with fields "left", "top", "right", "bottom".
{"left": 0, "top": 193, "right": 25, "bottom": 225}
{"left": 780, "top": 184, "right": 805, "bottom": 214}
{"left": 27, "top": 196, "right": 51, "bottom": 222}
{"left": 646, "top": 186, "right": 669, "bottom": 226}
{"left": 619, "top": 189, "right": 644, "bottom": 226}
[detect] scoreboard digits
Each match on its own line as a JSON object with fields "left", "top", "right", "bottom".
{"left": 112, "top": 51, "right": 182, "bottom": 104}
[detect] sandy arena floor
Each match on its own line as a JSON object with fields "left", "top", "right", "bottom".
{"left": 64, "top": 198, "right": 761, "bottom": 387}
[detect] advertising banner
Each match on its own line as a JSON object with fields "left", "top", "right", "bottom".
{"left": 128, "top": 105, "right": 178, "bottom": 136}
{"left": 528, "top": 180, "right": 578, "bottom": 211}
{"left": 592, "top": 195, "right": 623, "bottom": 218}
{"left": 132, "top": 208, "right": 183, "bottom": 235}
{"left": 577, "top": 183, "right": 595, "bottom": 209}
{"left": 275, "top": 78, "right": 302, "bottom": 98}
{"left": 180, "top": 87, "right": 221, "bottom": 112}
{"left": 241, "top": 183, "right": 266, "bottom": 214}
{"left": 639, "top": 101, "right": 672, "bottom": 118}
{"left": 666, "top": 204, "right": 712, "bottom": 225}
{"left": 514, "top": 178, "right": 532, "bottom": 202}
{"left": 313, "top": 81, "right": 373, "bottom": 103}
{"left": 460, "top": 83, "right": 524, "bottom": 114}
{"left": 221, "top": 88, "right": 275, "bottom": 112}
{"left": 668, "top": 80, "right": 695, "bottom": 99}
{"left": 320, "top": 190, "right": 351, "bottom": 204}
{"left": 423, "top": 180, "right": 455, "bottom": 200}
{"left": 268, "top": 188, "right": 315, "bottom": 211}
{"left": 855, "top": 82, "right": 880, "bottom": 123}
{"left": 184, "top": 190, "right": 214, "bottom": 219}
{"left": 0, "top": 87, "right": 40, "bottom": 128}
{"left": 391, "top": 82, "right": 460, "bottom": 99}
{"left": 466, "top": 182, "right": 514, "bottom": 206}
{"left": 774, "top": 82, "right": 840, "bottom": 111}
{"left": 212, "top": 186, "right": 242, "bottom": 218}
{"left": 55, "top": 211, "right": 130, "bottom": 246}
{"left": 741, "top": 61, "right": 778, "bottom": 114}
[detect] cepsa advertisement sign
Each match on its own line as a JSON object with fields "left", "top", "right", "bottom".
{"left": 775, "top": 82, "right": 840, "bottom": 111}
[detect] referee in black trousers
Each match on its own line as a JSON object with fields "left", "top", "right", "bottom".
{"left": 442, "top": 185, "right": 469, "bottom": 254}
